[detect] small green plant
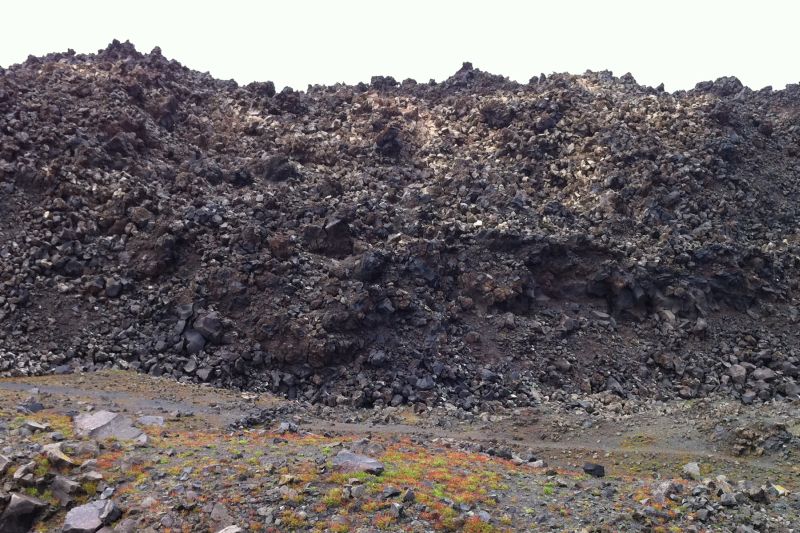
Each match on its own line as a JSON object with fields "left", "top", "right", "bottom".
{"left": 463, "top": 516, "right": 498, "bottom": 533}
{"left": 374, "top": 513, "right": 395, "bottom": 530}
{"left": 322, "top": 488, "right": 345, "bottom": 508}
{"left": 82, "top": 480, "right": 98, "bottom": 495}
{"left": 280, "top": 510, "right": 308, "bottom": 528}
{"left": 34, "top": 458, "right": 51, "bottom": 477}
{"left": 329, "top": 523, "right": 350, "bottom": 533}
{"left": 431, "top": 456, "right": 448, "bottom": 468}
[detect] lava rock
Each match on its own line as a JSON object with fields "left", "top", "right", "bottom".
{"left": 262, "top": 155, "right": 298, "bottom": 181}
{"left": 374, "top": 124, "right": 403, "bottom": 157}
{"left": 481, "top": 100, "right": 515, "bottom": 129}
{"left": 353, "top": 251, "right": 387, "bottom": 282}
{"left": 583, "top": 463, "right": 606, "bottom": 477}
{"left": 0, "top": 493, "right": 47, "bottom": 533}
{"left": 728, "top": 365, "right": 748, "bottom": 384}
{"left": 51, "top": 475, "right": 81, "bottom": 506}
{"left": 194, "top": 312, "right": 224, "bottom": 343}
{"left": 184, "top": 330, "right": 207, "bottom": 354}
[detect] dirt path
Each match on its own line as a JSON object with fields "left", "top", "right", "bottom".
{"left": 2, "top": 370, "right": 797, "bottom": 488}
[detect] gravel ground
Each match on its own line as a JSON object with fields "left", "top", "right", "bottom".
{"left": 0, "top": 371, "right": 797, "bottom": 531}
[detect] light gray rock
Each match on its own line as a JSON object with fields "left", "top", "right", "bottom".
{"left": 136, "top": 416, "right": 164, "bottom": 427}
{"left": 751, "top": 367, "right": 776, "bottom": 381}
{"left": 183, "top": 358, "right": 197, "bottom": 374}
{"left": 720, "top": 492, "right": 739, "bottom": 507}
{"left": 23, "top": 420, "right": 50, "bottom": 432}
{"left": 682, "top": 462, "right": 701, "bottom": 480}
{"left": 728, "top": 364, "right": 748, "bottom": 384}
{"left": 114, "top": 519, "right": 138, "bottom": 533}
{"left": 350, "top": 484, "right": 367, "bottom": 499}
{"left": 62, "top": 500, "right": 121, "bottom": 533}
{"left": 653, "top": 480, "right": 682, "bottom": 503}
{"left": 13, "top": 461, "right": 35, "bottom": 481}
{"left": 389, "top": 502, "right": 403, "bottom": 518}
{"left": 332, "top": 450, "right": 384, "bottom": 474}
{"left": 74, "top": 411, "right": 142, "bottom": 440}
{"left": 210, "top": 502, "right": 233, "bottom": 527}
{"left": 0, "top": 454, "right": 11, "bottom": 475}
{"left": 44, "top": 442, "right": 78, "bottom": 467}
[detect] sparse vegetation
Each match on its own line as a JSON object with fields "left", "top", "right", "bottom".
{"left": 0, "top": 362, "right": 795, "bottom": 532}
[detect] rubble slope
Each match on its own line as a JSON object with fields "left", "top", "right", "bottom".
{"left": 2, "top": 40, "right": 800, "bottom": 409}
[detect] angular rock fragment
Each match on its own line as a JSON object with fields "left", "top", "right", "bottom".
{"left": 184, "top": 330, "right": 206, "bottom": 354}
{"left": 62, "top": 500, "right": 121, "bottom": 533}
{"left": 0, "top": 493, "right": 47, "bottom": 533}
{"left": 728, "top": 364, "right": 748, "bottom": 384}
{"left": 137, "top": 415, "right": 165, "bottom": 427}
{"left": 43, "top": 442, "right": 78, "bottom": 467}
{"left": 682, "top": 462, "right": 701, "bottom": 480}
{"left": 332, "top": 450, "right": 384, "bottom": 475}
{"left": 374, "top": 124, "right": 402, "bottom": 156}
{"left": 74, "top": 411, "right": 143, "bottom": 440}
{"left": 262, "top": 155, "right": 298, "bottom": 181}
{"left": 51, "top": 475, "right": 82, "bottom": 506}
{"left": 194, "top": 312, "right": 224, "bottom": 343}
{"left": 583, "top": 463, "right": 606, "bottom": 478}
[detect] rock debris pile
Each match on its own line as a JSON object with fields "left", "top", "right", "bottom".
{"left": 2, "top": 40, "right": 800, "bottom": 408}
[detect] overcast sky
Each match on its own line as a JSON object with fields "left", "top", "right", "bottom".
{"left": 1, "top": 1, "right": 797, "bottom": 92}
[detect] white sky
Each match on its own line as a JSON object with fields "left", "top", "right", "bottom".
{"left": 1, "top": 0, "right": 797, "bottom": 92}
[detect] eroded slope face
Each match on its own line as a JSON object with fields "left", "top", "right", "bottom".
{"left": 1, "top": 40, "right": 799, "bottom": 408}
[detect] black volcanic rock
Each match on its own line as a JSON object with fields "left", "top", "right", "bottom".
{"left": 1, "top": 42, "right": 799, "bottom": 408}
